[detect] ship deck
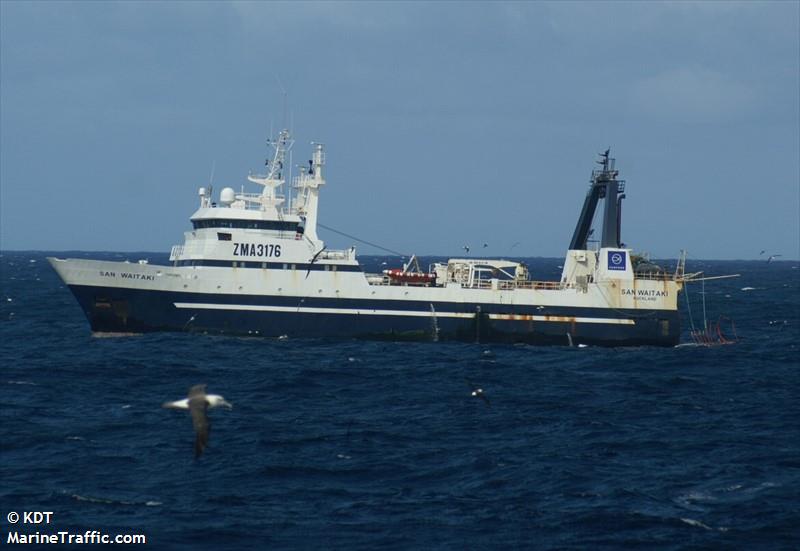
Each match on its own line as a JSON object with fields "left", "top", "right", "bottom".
{"left": 365, "top": 270, "right": 674, "bottom": 290}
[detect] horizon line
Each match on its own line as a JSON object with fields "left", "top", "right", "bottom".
{"left": 1, "top": 249, "right": 798, "bottom": 263}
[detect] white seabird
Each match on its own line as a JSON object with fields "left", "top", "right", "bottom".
{"left": 465, "top": 379, "right": 491, "bottom": 407}
{"left": 766, "top": 254, "right": 782, "bottom": 264}
{"left": 163, "top": 384, "right": 232, "bottom": 458}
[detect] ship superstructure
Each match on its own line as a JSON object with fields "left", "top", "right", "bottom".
{"left": 50, "top": 133, "right": 687, "bottom": 346}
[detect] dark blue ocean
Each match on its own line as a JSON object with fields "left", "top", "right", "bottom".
{"left": 1, "top": 251, "right": 799, "bottom": 550}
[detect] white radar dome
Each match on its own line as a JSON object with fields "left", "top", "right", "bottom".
{"left": 220, "top": 187, "right": 235, "bottom": 205}
{"left": 198, "top": 187, "right": 207, "bottom": 196}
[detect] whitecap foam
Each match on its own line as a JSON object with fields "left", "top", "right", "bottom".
{"left": 675, "top": 491, "right": 717, "bottom": 508}
{"left": 744, "top": 481, "right": 778, "bottom": 493}
{"left": 71, "top": 494, "right": 160, "bottom": 507}
{"left": 72, "top": 494, "right": 115, "bottom": 504}
{"left": 681, "top": 518, "right": 712, "bottom": 530}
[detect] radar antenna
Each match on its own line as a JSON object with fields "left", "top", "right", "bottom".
{"left": 243, "top": 129, "right": 294, "bottom": 212}
{"left": 596, "top": 147, "right": 611, "bottom": 170}
{"left": 262, "top": 129, "right": 293, "bottom": 182}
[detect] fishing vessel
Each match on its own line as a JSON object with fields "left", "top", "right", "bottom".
{"left": 50, "top": 132, "right": 690, "bottom": 346}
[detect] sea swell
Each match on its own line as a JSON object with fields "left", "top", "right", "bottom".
{"left": 1, "top": 252, "right": 798, "bottom": 549}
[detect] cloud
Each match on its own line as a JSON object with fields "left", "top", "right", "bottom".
{"left": 629, "top": 66, "right": 756, "bottom": 123}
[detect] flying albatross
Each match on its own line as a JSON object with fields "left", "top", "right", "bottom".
{"left": 163, "top": 385, "right": 232, "bottom": 458}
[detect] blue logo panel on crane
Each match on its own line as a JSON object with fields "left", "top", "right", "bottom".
{"left": 608, "top": 251, "right": 627, "bottom": 271}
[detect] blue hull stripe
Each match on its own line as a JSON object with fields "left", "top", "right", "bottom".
{"left": 66, "top": 284, "right": 681, "bottom": 346}
{"left": 173, "top": 301, "right": 636, "bottom": 325}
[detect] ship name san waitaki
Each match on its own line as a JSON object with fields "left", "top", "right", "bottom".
{"left": 621, "top": 288, "right": 669, "bottom": 301}
{"left": 99, "top": 271, "right": 155, "bottom": 281}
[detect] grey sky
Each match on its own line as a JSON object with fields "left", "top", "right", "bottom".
{"left": 1, "top": 1, "right": 798, "bottom": 259}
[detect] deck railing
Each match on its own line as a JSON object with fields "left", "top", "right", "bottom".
{"left": 319, "top": 248, "right": 356, "bottom": 261}
{"left": 367, "top": 272, "right": 676, "bottom": 289}
{"left": 633, "top": 271, "right": 674, "bottom": 281}
{"left": 366, "top": 276, "right": 576, "bottom": 291}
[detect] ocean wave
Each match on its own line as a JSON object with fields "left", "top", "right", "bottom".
{"left": 680, "top": 517, "right": 713, "bottom": 530}
{"left": 70, "top": 493, "right": 162, "bottom": 507}
{"left": 1, "top": 254, "right": 797, "bottom": 549}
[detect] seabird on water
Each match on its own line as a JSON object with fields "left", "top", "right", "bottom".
{"left": 465, "top": 379, "right": 491, "bottom": 407}
{"left": 163, "top": 384, "right": 232, "bottom": 458}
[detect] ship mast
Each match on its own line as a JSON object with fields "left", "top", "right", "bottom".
{"left": 292, "top": 142, "right": 326, "bottom": 245}
{"left": 568, "top": 148, "right": 626, "bottom": 250}
{"left": 244, "top": 128, "right": 294, "bottom": 212}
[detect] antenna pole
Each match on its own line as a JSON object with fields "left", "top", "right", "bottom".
{"left": 274, "top": 74, "right": 288, "bottom": 129}
{"left": 701, "top": 277, "right": 708, "bottom": 331}
{"left": 684, "top": 280, "right": 697, "bottom": 333}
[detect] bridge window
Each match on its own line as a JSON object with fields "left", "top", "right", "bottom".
{"left": 192, "top": 219, "right": 298, "bottom": 231}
